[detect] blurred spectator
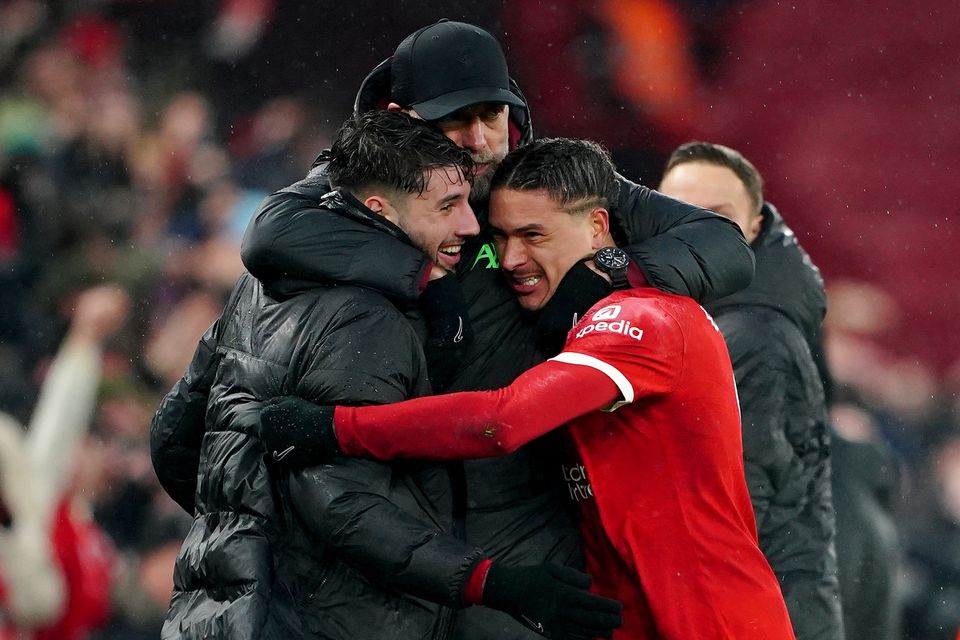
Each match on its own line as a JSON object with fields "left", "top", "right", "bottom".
{"left": 902, "top": 436, "right": 960, "bottom": 639}
{"left": 830, "top": 398, "right": 904, "bottom": 640}
{"left": 0, "top": 285, "right": 129, "bottom": 640}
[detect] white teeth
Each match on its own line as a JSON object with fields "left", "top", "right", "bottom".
{"left": 518, "top": 276, "right": 541, "bottom": 286}
{"left": 439, "top": 246, "right": 462, "bottom": 255}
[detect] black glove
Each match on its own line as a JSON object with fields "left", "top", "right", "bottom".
{"left": 482, "top": 563, "right": 622, "bottom": 639}
{"left": 536, "top": 260, "right": 613, "bottom": 356}
{"left": 259, "top": 396, "right": 340, "bottom": 467}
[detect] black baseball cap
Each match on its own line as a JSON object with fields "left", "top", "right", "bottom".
{"left": 390, "top": 20, "right": 525, "bottom": 121}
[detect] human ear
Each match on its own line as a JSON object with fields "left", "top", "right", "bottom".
{"left": 589, "top": 208, "right": 611, "bottom": 249}
{"left": 386, "top": 103, "right": 422, "bottom": 120}
{"left": 747, "top": 213, "right": 764, "bottom": 243}
{"left": 364, "top": 195, "right": 400, "bottom": 225}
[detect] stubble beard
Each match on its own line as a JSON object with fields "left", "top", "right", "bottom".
{"left": 468, "top": 154, "right": 503, "bottom": 205}
{"left": 469, "top": 171, "right": 493, "bottom": 204}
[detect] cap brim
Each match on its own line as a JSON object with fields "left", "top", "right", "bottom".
{"left": 412, "top": 87, "right": 525, "bottom": 121}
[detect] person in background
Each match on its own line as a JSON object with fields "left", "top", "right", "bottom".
{"left": 0, "top": 285, "right": 129, "bottom": 640}
{"left": 658, "top": 142, "right": 843, "bottom": 640}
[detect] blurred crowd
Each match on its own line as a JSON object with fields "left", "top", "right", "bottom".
{"left": 0, "top": 1, "right": 956, "bottom": 639}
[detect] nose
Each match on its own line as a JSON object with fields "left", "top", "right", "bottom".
{"left": 458, "top": 117, "right": 486, "bottom": 153}
{"left": 498, "top": 237, "right": 527, "bottom": 271}
{"left": 456, "top": 203, "right": 481, "bottom": 238}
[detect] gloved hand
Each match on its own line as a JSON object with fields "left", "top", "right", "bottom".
{"left": 536, "top": 260, "right": 612, "bottom": 356}
{"left": 259, "top": 396, "right": 340, "bottom": 467}
{"left": 482, "top": 563, "right": 622, "bottom": 639}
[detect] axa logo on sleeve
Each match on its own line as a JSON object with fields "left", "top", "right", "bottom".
{"left": 575, "top": 305, "right": 644, "bottom": 341}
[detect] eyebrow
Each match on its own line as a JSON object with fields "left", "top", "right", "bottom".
{"left": 443, "top": 103, "right": 506, "bottom": 121}
{"left": 514, "top": 223, "right": 546, "bottom": 233}
{"left": 490, "top": 222, "right": 545, "bottom": 235}
{"left": 438, "top": 192, "right": 465, "bottom": 207}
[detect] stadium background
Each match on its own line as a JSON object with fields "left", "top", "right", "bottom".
{"left": 0, "top": 0, "right": 956, "bottom": 637}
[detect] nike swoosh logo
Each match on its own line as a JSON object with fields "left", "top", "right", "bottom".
{"left": 453, "top": 316, "right": 465, "bottom": 344}
{"left": 520, "top": 615, "right": 544, "bottom": 634}
{"left": 272, "top": 445, "right": 295, "bottom": 462}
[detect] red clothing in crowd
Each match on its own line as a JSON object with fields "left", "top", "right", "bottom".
{"left": 0, "top": 499, "right": 114, "bottom": 640}
{"left": 335, "top": 289, "right": 795, "bottom": 639}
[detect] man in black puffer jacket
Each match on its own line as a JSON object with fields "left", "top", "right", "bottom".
{"left": 660, "top": 142, "right": 843, "bottom": 640}
{"left": 154, "top": 112, "right": 620, "bottom": 640}
{"left": 152, "top": 21, "right": 754, "bottom": 640}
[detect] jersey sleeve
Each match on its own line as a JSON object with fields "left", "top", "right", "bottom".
{"left": 550, "top": 294, "right": 684, "bottom": 410}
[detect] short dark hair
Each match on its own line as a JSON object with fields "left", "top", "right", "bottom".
{"left": 319, "top": 110, "right": 473, "bottom": 197}
{"left": 490, "top": 138, "right": 619, "bottom": 214}
{"left": 664, "top": 142, "right": 764, "bottom": 216}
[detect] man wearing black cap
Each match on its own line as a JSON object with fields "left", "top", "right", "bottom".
{"left": 384, "top": 20, "right": 526, "bottom": 203}
{"left": 152, "top": 19, "right": 756, "bottom": 640}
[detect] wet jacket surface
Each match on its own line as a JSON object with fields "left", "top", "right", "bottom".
{"left": 152, "top": 63, "right": 756, "bottom": 640}
{"left": 152, "top": 190, "right": 483, "bottom": 640}
{"left": 706, "top": 203, "right": 843, "bottom": 640}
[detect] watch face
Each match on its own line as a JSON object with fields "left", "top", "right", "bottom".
{"left": 596, "top": 247, "right": 629, "bottom": 271}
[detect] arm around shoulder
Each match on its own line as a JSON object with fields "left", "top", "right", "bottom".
{"left": 612, "top": 175, "right": 755, "bottom": 302}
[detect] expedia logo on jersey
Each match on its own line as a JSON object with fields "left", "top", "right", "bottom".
{"left": 574, "top": 304, "right": 644, "bottom": 341}
{"left": 562, "top": 463, "right": 594, "bottom": 502}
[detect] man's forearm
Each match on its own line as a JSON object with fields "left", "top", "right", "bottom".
{"left": 336, "top": 360, "right": 619, "bottom": 460}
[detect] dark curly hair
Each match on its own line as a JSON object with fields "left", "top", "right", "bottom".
{"left": 318, "top": 111, "right": 473, "bottom": 197}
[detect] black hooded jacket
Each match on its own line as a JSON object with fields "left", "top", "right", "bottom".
{"left": 706, "top": 203, "right": 843, "bottom": 640}
{"left": 152, "top": 61, "right": 755, "bottom": 640}
{"left": 153, "top": 188, "right": 485, "bottom": 640}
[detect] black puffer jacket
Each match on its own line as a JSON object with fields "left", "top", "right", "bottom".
{"left": 706, "top": 203, "right": 843, "bottom": 640}
{"left": 153, "top": 62, "right": 755, "bottom": 640}
{"left": 152, "top": 188, "right": 483, "bottom": 640}
{"left": 246, "top": 63, "right": 754, "bottom": 640}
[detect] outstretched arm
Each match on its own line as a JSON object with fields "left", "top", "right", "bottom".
{"left": 261, "top": 360, "right": 620, "bottom": 465}
{"left": 339, "top": 360, "right": 619, "bottom": 459}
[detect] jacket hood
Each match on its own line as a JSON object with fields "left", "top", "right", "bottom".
{"left": 707, "top": 202, "right": 826, "bottom": 340}
{"left": 321, "top": 188, "right": 414, "bottom": 246}
{"left": 354, "top": 57, "right": 534, "bottom": 149}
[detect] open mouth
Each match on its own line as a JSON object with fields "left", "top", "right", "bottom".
{"left": 437, "top": 244, "right": 463, "bottom": 266}
{"left": 508, "top": 273, "right": 543, "bottom": 294}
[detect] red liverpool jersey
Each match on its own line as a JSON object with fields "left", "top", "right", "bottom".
{"left": 550, "top": 289, "right": 794, "bottom": 639}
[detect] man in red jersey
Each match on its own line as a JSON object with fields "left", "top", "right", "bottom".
{"left": 260, "top": 138, "right": 795, "bottom": 639}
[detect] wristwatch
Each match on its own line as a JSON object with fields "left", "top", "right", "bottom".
{"left": 593, "top": 247, "right": 631, "bottom": 290}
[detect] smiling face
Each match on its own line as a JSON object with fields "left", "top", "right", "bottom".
{"left": 385, "top": 166, "right": 479, "bottom": 270}
{"left": 659, "top": 161, "right": 763, "bottom": 244}
{"left": 489, "top": 188, "right": 609, "bottom": 310}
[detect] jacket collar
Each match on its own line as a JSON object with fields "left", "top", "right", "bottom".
{"left": 321, "top": 189, "right": 414, "bottom": 247}
{"left": 706, "top": 202, "right": 827, "bottom": 340}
